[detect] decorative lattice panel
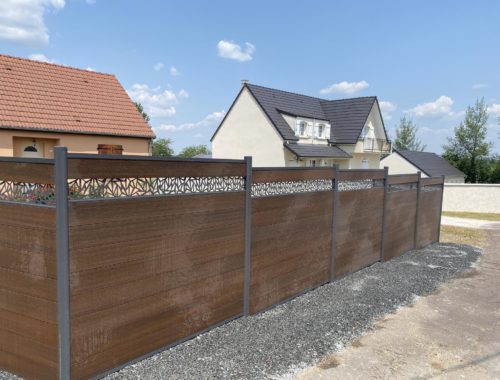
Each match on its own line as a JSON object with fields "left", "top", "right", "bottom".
{"left": 338, "top": 179, "right": 384, "bottom": 192}
{"left": 422, "top": 184, "right": 443, "bottom": 192}
{"left": 0, "top": 180, "right": 55, "bottom": 205}
{"left": 251, "top": 179, "right": 333, "bottom": 197}
{"left": 389, "top": 183, "right": 418, "bottom": 192}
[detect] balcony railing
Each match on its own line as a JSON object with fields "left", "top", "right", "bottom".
{"left": 359, "top": 138, "right": 392, "bottom": 153}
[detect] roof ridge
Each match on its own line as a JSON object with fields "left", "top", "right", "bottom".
{"left": 0, "top": 53, "right": 114, "bottom": 77}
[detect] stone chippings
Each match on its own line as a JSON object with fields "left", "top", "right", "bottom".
{"left": 0, "top": 243, "right": 481, "bottom": 380}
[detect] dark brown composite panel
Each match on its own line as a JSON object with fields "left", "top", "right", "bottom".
{"left": 417, "top": 184, "right": 443, "bottom": 248}
{"left": 383, "top": 189, "right": 418, "bottom": 261}
{"left": 68, "top": 193, "right": 245, "bottom": 379}
{"left": 250, "top": 191, "right": 333, "bottom": 314}
{"left": 335, "top": 188, "right": 384, "bottom": 277}
{"left": 0, "top": 202, "right": 58, "bottom": 380}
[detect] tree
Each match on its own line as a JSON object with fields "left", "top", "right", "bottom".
{"left": 442, "top": 98, "right": 491, "bottom": 183}
{"left": 135, "top": 102, "right": 150, "bottom": 124}
{"left": 152, "top": 138, "right": 174, "bottom": 157}
{"left": 178, "top": 144, "right": 211, "bottom": 158}
{"left": 393, "top": 116, "right": 426, "bottom": 151}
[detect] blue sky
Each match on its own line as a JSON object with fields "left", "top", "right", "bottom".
{"left": 1, "top": 0, "right": 499, "bottom": 154}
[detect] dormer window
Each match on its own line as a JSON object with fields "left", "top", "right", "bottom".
{"left": 298, "top": 121, "right": 307, "bottom": 137}
{"left": 317, "top": 124, "right": 324, "bottom": 138}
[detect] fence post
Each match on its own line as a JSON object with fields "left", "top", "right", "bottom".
{"left": 55, "top": 147, "right": 71, "bottom": 380}
{"left": 330, "top": 164, "right": 339, "bottom": 281}
{"left": 414, "top": 171, "right": 422, "bottom": 249}
{"left": 437, "top": 175, "right": 445, "bottom": 242}
{"left": 380, "top": 166, "right": 389, "bottom": 261}
{"left": 243, "top": 156, "right": 252, "bottom": 316}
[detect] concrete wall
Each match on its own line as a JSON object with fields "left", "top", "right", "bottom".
{"left": 212, "top": 87, "right": 287, "bottom": 166}
{"left": 443, "top": 184, "right": 500, "bottom": 213}
{"left": 0, "top": 129, "right": 151, "bottom": 157}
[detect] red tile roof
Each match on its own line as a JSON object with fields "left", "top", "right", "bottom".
{"left": 0, "top": 54, "right": 155, "bottom": 139}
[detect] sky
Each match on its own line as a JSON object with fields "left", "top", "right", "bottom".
{"left": 1, "top": 0, "right": 499, "bottom": 154}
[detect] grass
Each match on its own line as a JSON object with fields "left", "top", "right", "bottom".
{"left": 442, "top": 211, "right": 500, "bottom": 222}
{"left": 440, "top": 225, "right": 488, "bottom": 248}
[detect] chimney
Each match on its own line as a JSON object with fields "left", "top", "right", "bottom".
{"left": 241, "top": 79, "right": 249, "bottom": 86}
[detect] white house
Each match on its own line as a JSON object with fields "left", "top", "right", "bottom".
{"left": 381, "top": 150, "right": 466, "bottom": 183}
{"left": 211, "top": 82, "right": 391, "bottom": 168}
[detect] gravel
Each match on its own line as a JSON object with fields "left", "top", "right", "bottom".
{"left": 0, "top": 242, "right": 481, "bottom": 380}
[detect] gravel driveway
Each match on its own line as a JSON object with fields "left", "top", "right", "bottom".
{"left": 0, "top": 243, "right": 481, "bottom": 380}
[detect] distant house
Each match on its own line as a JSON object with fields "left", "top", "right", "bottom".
{"left": 0, "top": 54, "right": 154, "bottom": 158}
{"left": 211, "top": 82, "right": 391, "bottom": 168}
{"left": 381, "top": 150, "right": 465, "bottom": 183}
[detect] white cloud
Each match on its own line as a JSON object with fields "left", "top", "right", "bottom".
{"left": 320, "top": 80, "right": 369, "bottom": 95}
{"left": 0, "top": 0, "right": 65, "bottom": 46}
{"left": 153, "top": 62, "right": 164, "bottom": 71}
{"left": 169, "top": 66, "right": 180, "bottom": 76}
{"left": 217, "top": 40, "right": 255, "bottom": 62}
{"left": 86, "top": 66, "right": 95, "bottom": 71}
{"left": 127, "top": 84, "right": 189, "bottom": 118}
{"left": 406, "top": 96, "right": 455, "bottom": 118}
{"left": 379, "top": 101, "right": 396, "bottom": 120}
{"left": 472, "top": 83, "right": 488, "bottom": 89}
{"left": 488, "top": 104, "right": 500, "bottom": 116}
{"left": 28, "top": 53, "right": 55, "bottom": 63}
{"left": 156, "top": 111, "right": 226, "bottom": 132}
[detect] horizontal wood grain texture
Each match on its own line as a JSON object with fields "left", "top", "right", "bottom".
{"left": 383, "top": 189, "right": 417, "bottom": 261}
{"left": 69, "top": 192, "right": 245, "bottom": 379}
{"left": 67, "top": 157, "right": 246, "bottom": 179}
{"left": 0, "top": 202, "right": 58, "bottom": 380}
{"left": 387, "top": 174, "right": 419, "bottom": 185}
{"left": 421, "top": 177, "right": 445, "bottom": 186}
{"left": 339, "top": 169, "right": 385, "bottom": 181}
{"left": 250, "top": 192, "right": 333, "bottom": 314}
{"left": 252, "top": 168, "right": 335, "bottom": 183}
{"left": 335, "top": 188, "right": 384, "bottom": 277}
{"left": 417, "top": 190, "right": 442, "bottom": 247}
{"left": 0, "top": 161, "right": 54, "bottom": 184}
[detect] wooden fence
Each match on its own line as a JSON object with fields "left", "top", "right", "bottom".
{"left": 0, "top": 149, "right": 444, "bottom": 380}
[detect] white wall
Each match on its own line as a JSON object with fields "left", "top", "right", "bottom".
{"left": 211, "top": 87, "right": 287, "bottom": 166}
{"left": 443, "top": 184, "right": 500, "bottom": 213}
{"left": 380, "top": 152, "right": 429, "bottom": 177}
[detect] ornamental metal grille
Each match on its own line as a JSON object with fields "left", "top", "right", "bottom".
{"left": 67, "top": 176, "right": 245, "bottom": 200}
{"left": 252, "top": 179, "right": 333, "bottom": 197}
{"left": 422, "top": 184, "right": 443, "bottom": 192}
{"left": 389, "top": 183, "right": 418, "bottom": 192}
{"left": 338, "top": 179, "right": 384, "bottom": 192}
{"left": 0, "top": 180, "right": 55, "bottom": 205}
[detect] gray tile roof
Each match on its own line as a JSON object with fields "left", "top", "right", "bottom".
{"left": 284, "top": 143, "right": 351, "bottom": 158}
{"left": 245, "top": 83, "right": 381, "bottom": 144}
{"left": 394, "top": 150, "right": 465, "bottom": 177}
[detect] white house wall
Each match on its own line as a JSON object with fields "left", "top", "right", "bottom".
{"left": 380, "top": 152, "right": 429, "bottom": 177}
{"left": 211, "top": 87, "right": 287, "bottom": 166}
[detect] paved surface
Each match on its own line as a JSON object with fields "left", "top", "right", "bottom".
{"left": 441, "top": 215, "right": 500, "bottom": 230}
{"left": 295, "top": 226, "right": 500, "bottom": 380}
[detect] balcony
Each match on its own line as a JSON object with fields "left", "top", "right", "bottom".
{"left": 359, "top": 137, "right": 392, "bottom": 153}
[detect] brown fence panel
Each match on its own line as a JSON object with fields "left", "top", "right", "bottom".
{"left": 383, "top": 185, "right": 418, "bottom": 261}
{"left": 335, "top": 170, "right": 384, "bottom": 277}
{"left": 250, "top": 168, "right": 334, "bottom": 314}
{"left": 0, "top": 203, "right": 57, "bottom": 379}
{"left": 67, "top": 158, "right": 246, "bottom": 380}
{"left": 417, "top": 179, "right": 444, "bottom": 247}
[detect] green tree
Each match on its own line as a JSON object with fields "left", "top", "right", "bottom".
{"left": 134, "top": 102, "right": 150, "bottom": 124}
{"left": 152, "top": 138, "right": 174, "bottom": 157}
{"left": 442, "top": 98, "right": 491, "bottom": 183}
{"left": 178, "top": 144, "right": 211, "bottom": 158}
{"left": 393, "top": 116, "right": 426, "bottom": 151}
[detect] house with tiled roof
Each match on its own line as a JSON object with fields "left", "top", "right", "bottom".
{"left": 0, "top": 54, "right": 154, "bottom": 158}
{"left": 211, "top": 81, "right": 391, "bottom": 168}
{"left": 381, "top": 150, "right": 466, "bottom": 183}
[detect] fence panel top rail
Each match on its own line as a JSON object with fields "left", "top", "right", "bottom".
{"left": 67, "top": 154, "right": 246, "bottom": 179}
{"left": 338, "top": 169, "right": 385, "bottom": 181}
{"left": 387, "top": 174, "right": 419, "bottom": 185}
{"left": 420, "top": 176, "right": 445, "bottom": 186}
{"left": 0, "top": 159, "right": 55, "bottom": 184}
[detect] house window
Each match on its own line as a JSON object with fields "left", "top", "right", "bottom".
{"left": 24, "top": 146, "right": 38, "bottom": 152}
{"left": 299, "top": 121, "right": 307, "bottom": 137}
{"left": 317, "top": 124, "right": 324, "bottom": 138}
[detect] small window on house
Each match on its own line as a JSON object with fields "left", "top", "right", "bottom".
{"left": 317, "top": 124, "right": 324, "bottom": 138}
{"left": 24, "top": 146, "right": 38, "bottom": 152}
{"left": 299, "top": 121, "right": 307, "bottom": 137}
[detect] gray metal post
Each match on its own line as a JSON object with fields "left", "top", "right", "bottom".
{"left": 55, "top": 147, "right": 71, "bottom": 380}
{"left": 437, "top": 175, "right": 445, "bottom": 242}
{"left": 414, "top": 171, "right": 422, "bottom": 249}
{"left": 243, "top": 156, "right": 252, "bottom": 316}
{"left": 330, "top": 164, "right": 339, "bottom": 281}
{"left": 380, "top": 166, "right": 389, "bottom": 261}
